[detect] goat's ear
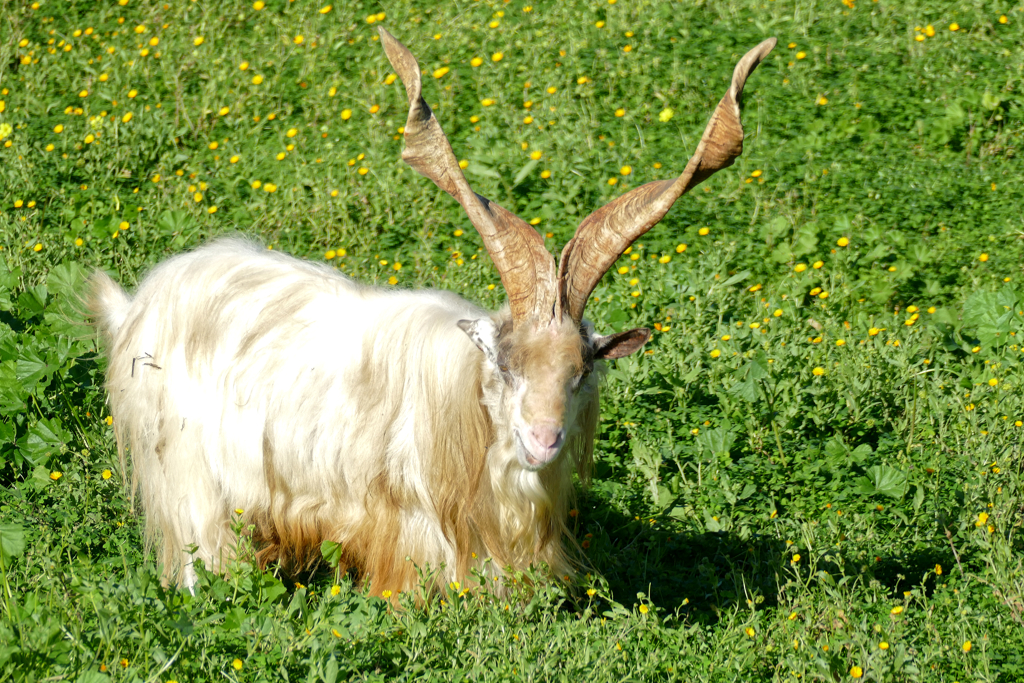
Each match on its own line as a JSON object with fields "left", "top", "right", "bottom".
{"left": 458, "top": 318, "right": 499, "bottom": 362}
{"left": 593, "top": 328, "right": 650, "bottom": 360}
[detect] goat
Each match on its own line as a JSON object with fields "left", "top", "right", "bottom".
{"left": 90, "top": 29, "right": 775, "bottom": 594}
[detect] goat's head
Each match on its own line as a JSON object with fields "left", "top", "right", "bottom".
{"left": 381, "top": 29, "right": 775, "bottom": 470}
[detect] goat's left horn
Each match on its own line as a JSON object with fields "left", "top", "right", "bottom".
{"left": 557, "top": 38, "right": 777, "bottom": 324}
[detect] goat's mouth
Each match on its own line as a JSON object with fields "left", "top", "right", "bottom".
{"left": 514, "top": 431, "right": 549, "bottom": 471}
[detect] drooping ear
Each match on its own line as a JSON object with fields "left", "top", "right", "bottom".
{"left": 592, "top": 328, "right": 651, "bottom": 360}
{"left": 458, "top": 318, "right": 499, "bottom": 363}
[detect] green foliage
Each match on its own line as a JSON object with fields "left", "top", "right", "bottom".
{"left": 1, "top": 0, "right": 1024, "bottom": 680}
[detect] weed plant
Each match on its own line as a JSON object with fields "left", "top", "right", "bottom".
{"left": 0, "top": 0, "right": 1023, "bottom": 680}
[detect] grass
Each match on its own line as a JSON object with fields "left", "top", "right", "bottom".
{"left": 1, "top": 0, "right": 1024, "bottom": 680}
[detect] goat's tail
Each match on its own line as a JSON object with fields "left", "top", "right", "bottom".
{"left": 87, "top": 270, "right": 131, "bottom": 338}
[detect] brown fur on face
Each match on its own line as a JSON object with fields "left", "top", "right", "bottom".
{"left": 494, "top": 315, "right": 593, "bottom": 428}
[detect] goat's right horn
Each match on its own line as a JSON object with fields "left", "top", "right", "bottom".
{"left": 557, "top": 38, "right": 777, "bottom": 324}
{"left": 379, "top": 28, "right": 558, "bottom": 327}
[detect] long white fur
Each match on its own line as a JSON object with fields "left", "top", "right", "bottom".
{"left": 92, "top": 238, "right": 597, "bottom": 591}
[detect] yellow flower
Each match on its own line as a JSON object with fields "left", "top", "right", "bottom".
{"left": 817, "top": 95, "right": 828, "bottom": 106}
{"left": 925, "top": 24, "right": 935, "bottom": 36}
{"left": 193, "top": 192, "right": 203, "bottom": 202}
{"left": 358, "top": 167, "right": 369, "bottom": 176}
{"left": 491, "top": 52, "right": 503, "bottom": 62}
{"left": 963, "top": 640, "right": 972, "bottom": 652}
{"left": 891, "top": 605, "right": 903, "bottom": 614}
{"left": 540, "top": 170, "right": 550, "bottom": 179}
{"left": 121, "top": 112, "right": 133, "bottom": 123}
{"left": 341, "top": 109, "right": 352, "bottom": 120}
{"left": 481, "top": 98, "right": 495, "bottom": 107}
{"left": 658, "top": 255, "right": 671, "bottom": 264}
{"left": 744, "top": 627, "right": 754, "bottom": 638}
{"left": 710, "top": 349, "right": 721, "bottom": 359}
{"left": 934, "top": 564, "right": 942, "bottom": 575}
{"left": 620, "top": 165, "right": 631, "bottom": 176}
{"left": 252, "top": 75, "right": 264, "bottom": 85}
{"left": 796, "top": 51, "right": 807, "bottom": 59}
{"left": 382, "top": 589, "right": 393, "bottom": 598}
{"left": 658, "top": 108, "right": 673, "bottom": 122}
{"left": 675, "top": 244, "right": 687, "bottom": 253}
{"left": 102, "top": 469, "right": 112, "bottom": 480}
{"left": 791, "top": 553, "right": 801, "bottom": 563}
{"left": 698, "top": 227, "right": 710, "bottom": 236}
{"left": 134, "top": 24, "right": 147, "bottom": 34}
{"left": 458, "top": 159, "right": 469, "bottom": 170}
{"left": 433, "top": 66, "right": 449, "bottom": 79}
{"left": 638, "top": 604, "right": 649, "bottom": 614}
{"left": 209, "top": 141, "right": 219, "bottom": 150}
{"left": 595, "top": 20, "right": 605, "bottom": 28}
{"left": 253, "top": 0, "right": 264, "bottom": 7}
{"left": 330, "top": 584, "right": 341, "bottom": 596}
{"left": 54, "top": 124, "right": 64, "bottom": 133}
{"left": 607, "top": 178, "right": 617, "bottom": 186}
{"left": 84, "top": 134, "right": 95, "bottom": 144}
{"left": 949, "top": 22, "right": 959, "bottom": 31}
{"left": 530, "top": 150, "right": 543, "bottom": 160}
{"left": 979, "top": 253, "right": 989, "bottom": 262}
{"left": 232, "top": 659, "right": 243, "bottom": 671}
{"left": 850, "top": 666, "right": 863, "bottom": 678}
{"left": 293, "top": 35, "right": 304, "bottom": 45}
{"left": 837, "top": 236, "right": 849, "bottom": 247}
{"left": 812, "top": 367, "right": 825, "bottom": 376}
{"left": 999, "top": 15, "right": 1007, "bottom": 24}
{"left": 50, "top": 471, "right": 62, "bottom": 480}
{"left": 263, "top": 183, "right": 277, "bottom": 193}
{"left": 812, "top": 260, "right": 824, "bottom": 269}
{"left": 976, "top": 512, "right": 989, "bottom": 526}
{"left": 470, "top": 57, "right": 483, "bottom": 67}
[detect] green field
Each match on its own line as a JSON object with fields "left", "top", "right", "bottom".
{"left": 2, "top": 0, "right": 1024, "bottom": 680}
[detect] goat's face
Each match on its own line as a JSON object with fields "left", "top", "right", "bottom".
{"left": 460, "top": 315, "right": 649, "bottom": 470}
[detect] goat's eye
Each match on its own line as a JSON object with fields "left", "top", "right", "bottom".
{"left": 498, "top": 364, "right": 509, "bottom": 373}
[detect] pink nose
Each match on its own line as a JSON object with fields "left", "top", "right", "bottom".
{"left": 524, "top": 423, "right": 565, "bottom": 464}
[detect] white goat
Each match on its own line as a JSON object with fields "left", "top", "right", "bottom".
{"left": 91, "top": 30, "right": 775, "bottom": 594}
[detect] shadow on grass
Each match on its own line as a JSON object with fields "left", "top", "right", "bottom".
{"left": 575, "top": 491, "right": 960, "bottom": 620}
